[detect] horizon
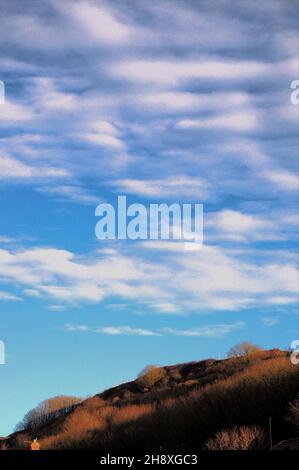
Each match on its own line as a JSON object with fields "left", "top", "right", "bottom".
{"left": 0, "top": 0, "right": 299, "bottom": 437}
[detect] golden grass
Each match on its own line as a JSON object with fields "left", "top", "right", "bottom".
{"left": 206, "top": 425, "right": 266, "bottom": 450}
{"left": 38, "top": 354, "right": 299, "bottom": 450}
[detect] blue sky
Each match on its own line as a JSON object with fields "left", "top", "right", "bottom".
{"left": 0, "top": 0, "right": 299, "bottom": 436}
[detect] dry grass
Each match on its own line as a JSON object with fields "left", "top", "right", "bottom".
{"left": 40, "top": 404, "right": 154, "bottom": 449}
{"left": 30, "top": 353, "right": 299, "bottom": 450}
{"left": 63, "top": 408, "right": 106, "bottom": 437}
{"left": 82, "top": 396, "right": 106, "bottom": 410}
{"left": 40, "top": 407, "right": 108, "bottom": 449}
{"left": 206, "top": 425, "right": 266, "bottom": 450}
{"left": 287, "top": 394, "right": 299, "bottom": 430}
{"left": 111, "top": 404, "right": 153, "bottom": 426}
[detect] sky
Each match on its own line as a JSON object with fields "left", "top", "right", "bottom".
{"left": 0, "top": 0, "right": 299, "bottom": 436}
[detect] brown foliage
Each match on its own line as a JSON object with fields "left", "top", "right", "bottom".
{"left": 83, "top": 396, "right": 106, "bottom": 410}
{"left": 63, "top": 408, "right": 106, "bottom": 439}
{"left": 39, "top": 355, "right": 299, "bottom": 450}
{"left": 206, "top": 425, "right": 266, "bottom": 450}
{"left": 137, "top": 366, "right": 166, "bottom": 389}
{"left": 227, "top": 341, "right": 262, "bottom": 358}
{"left": 287, "top": 394, "right": 299, "bottom": 431}
{"left": 40, "top": 404, "right": 153, "bottom": 449}
{"left": 17, "top": 395, "right": 82, "bottom": 431}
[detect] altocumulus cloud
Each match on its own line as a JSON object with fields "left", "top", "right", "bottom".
{"left": 64, "top": 321, "right": 245, "bottom": 338}
{"left": 0, "top": 0, "right": 298, "bottom": 321}
{"left": 0, "top": 244, "right": 298, "bottom": 312}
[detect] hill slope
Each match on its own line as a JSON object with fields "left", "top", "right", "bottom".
{"left": 4, "top": 349, "right": 299, "bottom": 450}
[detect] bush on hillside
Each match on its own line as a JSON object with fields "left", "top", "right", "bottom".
{"left": 40, "top": 355, "right": 299, "bottom": 450}
{"left": 287, "top": 394, "right": 299, "bottom": 431}
{"left": 227, "top": 341, "right": 262, "bottom": 358}
{"left": 206, "top": 425, "right": 266, "bottom": 450}
{"left": 137, "top": 366, "right": 166, "bottom": 389}
{"left": 16, "top": 395, "right": 82, "bottom": 431}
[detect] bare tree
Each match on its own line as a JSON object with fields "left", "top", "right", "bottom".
{"left": 16, "top": 395, "right": 82, "bottom": 431}
{"left": 227, "top": 341, "right": 262, "bottom": 358}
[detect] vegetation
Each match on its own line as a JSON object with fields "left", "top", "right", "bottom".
{"left": 206, "top": 425, "right": 266, "bottom": 450}
{"left": 287, "top": 394, "right": 299, "bottom": 431}
{"left": 227, "top": 341, "right": 262, "bottom": 358}
{"left": 3, "top": 348, "right": 298, "bottom": 451}
{"left": 16, "top": 395, "right": 82, "bottom": 432}
{"left": 137, "top": 365, "right": 166, "bottom": 389}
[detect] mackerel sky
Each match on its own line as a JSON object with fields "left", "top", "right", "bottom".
{"left": 0, "top": 0, "right": 298, "bottom": 435}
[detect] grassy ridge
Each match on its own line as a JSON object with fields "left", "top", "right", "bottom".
{"left": 4, "top": 349, "right": 299, "bottom": 450}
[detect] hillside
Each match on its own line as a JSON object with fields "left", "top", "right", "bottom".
{"left": 3, "top": 349, "right": 299, "bottom": 451}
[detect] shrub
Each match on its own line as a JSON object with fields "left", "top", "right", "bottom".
{"left": 287, "top": 394, "right": 299, "bottom": 431}
{"left": 227, "top": 342, "right": 262, "bottom": 358}
{"left": 16, "top": 395, "right": 82, "bottom": 431}
{"left": 36, "top": 354, "right": 299, "bottom": 451}
{"left": 137, "top": 366, "right": 166, "bottom": 389}
{"left": 206, "top": 425, "right": 266, "bottom": 450}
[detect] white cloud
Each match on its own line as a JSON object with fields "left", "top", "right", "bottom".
{"left": 177, "top": 112, "right": 257, "bottom": 132}
{"left": 48, "top": 304, "right": 67, "bottom": 312}
{"left": 0, "top": 155, "right": 34, "bottom": 178}
{"left": 206, "top": 209, "right": 273, "bottom": 241}
{"left": 111, "top": 59, "right": 268, "bottom": 84}
{"left": 0, "top": 0, "right": 297, "bottom": 331}
{"left": 91, "top": 121, "right": 120, "bottom": 136}
{"left": 65, "top": 323, "right": 90, "bottom": 332}
{"left": 114, "top": 176, "right": 207, "bottom": 198}
{"left": 151, "top": 302, "right": 181, "bottom": 314}
{"left": 0, "top": 100, "right": 34, "bottom": 123}
{"left": 41, "top": 89, "right": 77, "bottom": 111}
{"left": 162, "top": 321, "right": 245, "bottom": 337}
{"left": 95, "top": 326, "right": 160, "bottom": 336}
{"left": 0, "top": 291, "right": 22, "bottom": 301}
{"left": 138, "top": 91, "right": 252, "bottom": 113}
{"left": 58, "top": 0, "right": 132, "bottom": 45}
{"left": 0, "top": 243, "right": 298, "bottom": 312}
{"left": 142, "top": 243, "right": 299, "bottom": 310}
{"left": 140, "top": 91, "right": 202, "bottom": 111}
{"left": 64, "top": 321, "right": 245, "bottom": 337}
{"left": 0, "top": 1, "right": 134, "bottom": 52}
{"left": 80, "top": 132, "right": 125, "bottom": 149}
{"left": 264, "top": 169, "right": 299, "bottom": 191}
{"left": 0, "top": 246, "right": 160, "bottom": 305}
{"left": 32, "top": 77, "right": 80, "bottom": 112}
{"left": 38, "top": 284, "right": 105, "bottom": 303}
{"left": 265, "top": 295, "right": 298, "bottom": 305}
{"left": 260, "top": 316, "right": 279, "bottom": 327}
{"left": 38, "top": 185, "right": 99, "bottom": 205}
{"left": 0, "top": 154, "right": 69, "bottom": 180}
{"left": 0, "top": 236, "right": 16, "bottom": 244}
